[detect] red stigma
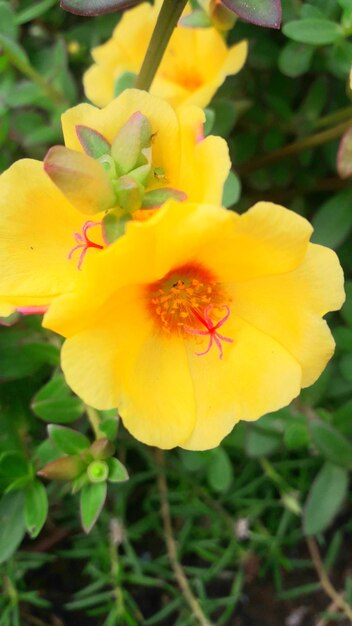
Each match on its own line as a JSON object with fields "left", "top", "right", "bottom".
{"left": 185, "top": 304, "right": 233, "bottom": 359}
{"left": 68, "top": 220, "right": 104, "bottom": 270}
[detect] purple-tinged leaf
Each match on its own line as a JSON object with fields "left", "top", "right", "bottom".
{"left": 221, "top": 0, "right": 281, "bottom": 29}
{"left": 60, "top": 0, "right": 142, "bottom": 16}
{"left": 44, "top": 145, "right": 116, "bottom": 214}
{"left": 337, "top": 127, "right": 352, "bottom": 179}
{"left": 76, "top": 125, "right": 110, "bottom": 159}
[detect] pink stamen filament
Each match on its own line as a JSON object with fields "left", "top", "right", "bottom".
{"left": 68, "top": 220, "right": 104, "bottom": 270}
{"left": 185, "top": 304, "right": 233, "bottom": 360}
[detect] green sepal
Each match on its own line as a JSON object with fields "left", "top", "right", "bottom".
{"left": 89, "top": 438, "right": 115, "bottom": 460}
{"left": 142, "top": 187, "right": 187, "bottom": 209}
{"left": 44, "top": 145, "right": 116, "bottom": 214}
{"left": 25, "top": 480, "right": 48, "bottom": 539}
{"left": 102, "top": 211, "right": 130, "bottom": 245}
{"left": 80, "top": 481, "right": 107, "bottom": 533}
{"left": 114, "top": 71, "right": 137, "bottom": 97}
{"left": 76, "top": 125, "right": 111, "bottom": 159}
{"left": 107, "top": 458, "right": 129, "bottom": 483}
{"left": 37, "top": 455, "right": 86, "bottom": 481}
{"left": 48, "top": 425, "right": 91, "bottom": 455}
{"left": 111, "top": 112, "right": 152, "bottom": 175}
{"left": 114, "top": 175, "right": 144, "bottom": 212}
{"left": 129, "top": 163, "right": 153, "bottom": 187}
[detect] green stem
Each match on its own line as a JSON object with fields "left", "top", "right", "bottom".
{"left": 86, "top": 406, "right": 104, "bottom": 440}
{"left": 239, "top": 119, "right": 352, "bottom": 175}
{"left": 134, "top": 0, "right": 188, "bottom": 91}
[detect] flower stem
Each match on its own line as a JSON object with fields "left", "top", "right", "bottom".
{"left": 239, "top": 119, "right": 352, "bottom": 175}
{"left": 86, "top": 405, "right": 104, "bottom": 440}
{"left": 134, "top": 0, "right": 188, "bottom": 91}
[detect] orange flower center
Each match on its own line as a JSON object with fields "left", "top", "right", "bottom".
{"left": 146, "top": 263, "right": 233, "bottom": 358}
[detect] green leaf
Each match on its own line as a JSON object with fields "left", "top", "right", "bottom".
{"left": 341, "top": 281, "right": 352, "bottom": 327}
{"left": 303, "top": 463, "right": 348, "bottom": 535}
{"left": 310, "top": 420, "right": 352, "bottom": 469}
{"left": 114, "top": 71, "right": 137, "bottom": 97}
{"left": 222, "top": 171, "right": 241, "bottom": 207}
{"left": 107, "top": 458, "right": 129, "bottom": 483}
{"left": 284, "top": 420, "right": 309, "bottom": 450}
{"left": 15, "top": 0, "right": 57, "bottom": 24}
{"left": 278, "top": 42, "right": 314, "bottom": 78}
{"left": 80, "top": 482, "right": 107, "bottom": 533}
{"left": 142, "top": 188, "right": 187, "bottom": 209}
{"left": 211, "top": 99, "right": 237, "bottom": 138}
{"left": 283, "top": 19, "right": 343, "bottom": 46}
{"left": 0, "top": 452, "right": 31, "bottom": 480}
{"left": 48, "top": 425, "right": 91, "bottom": 455}
{"left": 312, "top": 188, "right": 352, "bottom": 248}
{"left": 245, "top": 426, "right": 281, "bottom": 457}
{"left": 0, "top": 2, "right": 18, "bottom": 39}
{"left": 179, "top": 10, "right": 212, "bottom": 28}
{"left": 0, "top": 491, "right": 25, "bottom": 563}
{"left": 25, "top": 480, "right": 48, "bottom": 539}
{"left": 31, "top": 374, "right": 85, "bottom": 424}
{"left": 221, "top": 0, "right": 281, "bottom": 28}
{"left": 203, "top": 108, "right": 215, "bottom": 136}
{"left": 206, "top": 448, "right": 233, "bottom": 493}
{"left": 76, "top": 125, "right": 110, "bottom": 159}
{"left": 61, "top": 0, "right": 141, "bottom": 16}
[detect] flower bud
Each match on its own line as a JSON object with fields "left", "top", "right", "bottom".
{"left": 87, "top": 460, "right": 109, "bottom": 483}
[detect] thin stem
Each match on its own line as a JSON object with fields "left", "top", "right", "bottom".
{"left": 306, "top": 536, "right": 352, "bottom": 622}
{"left": 134, "top": 0, "right": 188, "bottom": 91}
{"left": 239, "top": 119, "right": 352, "bottom": 175}
{"left": 85, "top": 405, "right": 104, "bottom": 440}
{"left": 155, "top": 449, "right": 213, "bottom": 626}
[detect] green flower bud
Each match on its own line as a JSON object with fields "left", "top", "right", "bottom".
{"left": 87, "top": 460, "right": 109, "bottom": 484}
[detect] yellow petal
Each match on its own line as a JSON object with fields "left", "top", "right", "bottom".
{"left": 57, "top": 288, "right": 196, "bottom": 449}
{"left": 197, "top": 201, "right": 313, "bottom": 281}
{"left": 0, "top": 159, "right": 84, "bottom": 307}
{"left": 181, "top": 316, "right": 302, "bottom": 450}
{"left": 222, "top": 40, "right": 248, "bottom": 76}
{"left": 231, "top": 243, "right": 345, "bottom": 386}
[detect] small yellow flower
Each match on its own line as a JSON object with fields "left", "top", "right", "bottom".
{"left": 43, "top": 200, "right": 344, "bottom": 451}
{"left": 0, "top": 89, "right": 229, "bottom": 314}
{"left": 83, "top": 1, "right": 247, "bottom": 109}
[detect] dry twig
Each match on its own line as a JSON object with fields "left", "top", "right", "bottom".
{"left": 306, "top": 536, "right": 352, "bottom": 624}
{"left": 155, "top": 449, "right": 213, "bottom": 626}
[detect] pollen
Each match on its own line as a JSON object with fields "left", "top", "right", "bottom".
{"left": 146, "top": 263, "right": 233, "bottom": 358}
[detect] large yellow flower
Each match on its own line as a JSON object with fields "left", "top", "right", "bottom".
{"left": 43, "top": 200, "right": 344, "bottom": 451}
{"left": 83, "top": 1, "right": 247, "bottom": 109}
{"left": 0, "top": 89, "right": 229, "bottom": 314}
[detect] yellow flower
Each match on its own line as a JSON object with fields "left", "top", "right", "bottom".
{"left": 0, "top": 89, "right": 229, "bottom": 313}
{"left": 43, "top": 200, "right": 344, "bottom": 451}
{"left": 83, "top": 1, "right": 247, "bottom": 109}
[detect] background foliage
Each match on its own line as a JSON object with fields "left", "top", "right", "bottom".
{"left": 0, "top": 0, "right": 352, "bottom": 624}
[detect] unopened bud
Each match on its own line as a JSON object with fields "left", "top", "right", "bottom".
{"left": 87, "top": 460, "right": 109, "bottom": 483}
{"left": 38, "top": 455, "right": 85, "bottom": 481}
{"left": 90, "top": 438, "right": 115, "bottom": 460}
